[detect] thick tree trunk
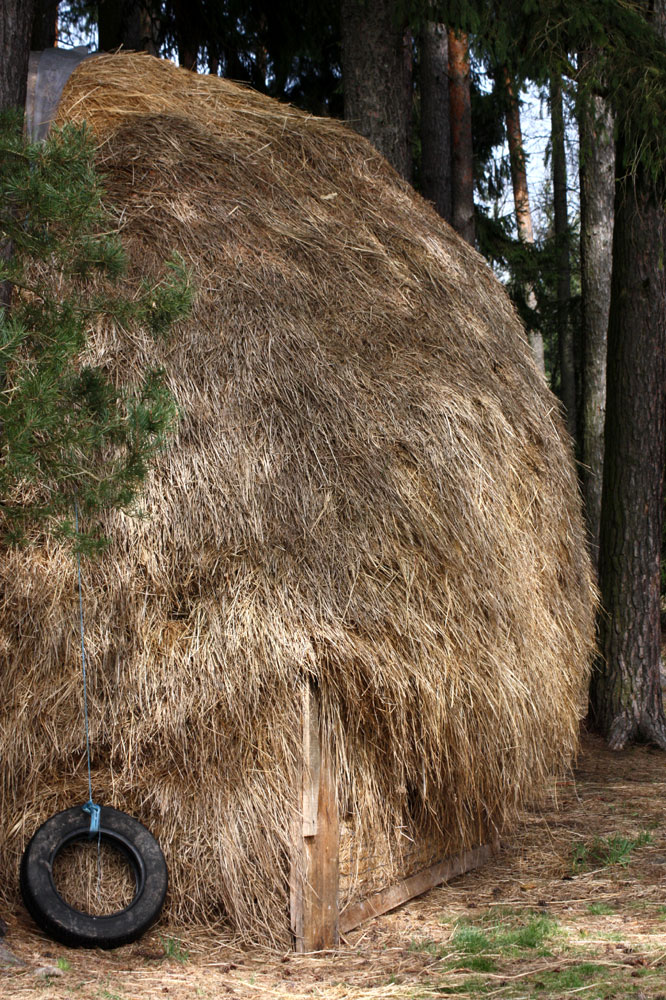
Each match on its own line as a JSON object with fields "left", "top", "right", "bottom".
{"left": 341, "top": 0, "right": 412, "bottom": 180}
{"left": 419, "top": 22, "right": 451, "bottom": 223}
{"left": 448, "top": 29, "right": 474, "bottom": 244}
{"left": 30, "top": 0, "right": 58, "bottom": 49}
{"left": 504, "top": 69, "right": 545, "bottom": 375}
{"left": 590, "top": 0, "right": 666, "bottom": 751}
{"left": 550, "top": 75, "right": 577, "bottom": 441}
{"left": 579, "top": 76, "right": 615, "bottom": 570}
{"left": 590, "top": 160, "right": 666, "bottom": 749}
{"left": 0, "top": 0, "right": 35, "bottom": 114}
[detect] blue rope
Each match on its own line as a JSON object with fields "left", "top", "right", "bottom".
{"left": 74, "top": 502, "right": 101, "bottom": 837}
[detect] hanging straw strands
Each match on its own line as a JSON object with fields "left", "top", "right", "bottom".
{"left": 0, "top": 54, "right": 596, "bottom": 945}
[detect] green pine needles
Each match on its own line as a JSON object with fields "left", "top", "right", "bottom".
{"left": 0, "top": 113, "right": 192, "bottom": 548}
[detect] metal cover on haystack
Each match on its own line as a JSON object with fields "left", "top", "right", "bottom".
{"left": 26, "top": 47, "right": 91, "bottom": 142}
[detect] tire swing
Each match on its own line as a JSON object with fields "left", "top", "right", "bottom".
{"left": 20, "top": 508, "right": 168, "bottom": 949}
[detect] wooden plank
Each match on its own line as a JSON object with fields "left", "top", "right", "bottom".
{"left": 339, "top": 839, "right": 499, "bottom": 934}
{"left": 289, "top": 813, "right": 305, "bottom": 949}
{"left": 290, "top": 680, "right": 340, "bottom": 953}
{"left": 302, "top": 732, "right": 339, "bottom": 951}
{"left": 302, "top": 683, "right": 320, "bottom": 837}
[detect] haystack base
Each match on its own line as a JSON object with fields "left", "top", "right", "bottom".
{"left": 339, "top": 839, "right": 501, "bottom": 936}
{"left": 290, "top": 682, "right": 500, "bottom": 951}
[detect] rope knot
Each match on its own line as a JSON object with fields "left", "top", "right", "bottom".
{"left": 82, "top": 800, "right": 101, "bottom": 837}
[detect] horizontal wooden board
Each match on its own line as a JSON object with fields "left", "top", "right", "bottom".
{"left": 339, "top": 840, "right": 499, "bottom": 934}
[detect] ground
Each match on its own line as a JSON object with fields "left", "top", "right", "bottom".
{"left": 1, "top": 732, "right": 666, "bottom": 1000}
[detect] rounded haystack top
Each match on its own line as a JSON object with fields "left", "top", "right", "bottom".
{"left": 1, "top": 54, "right": 595, "bottom": 943}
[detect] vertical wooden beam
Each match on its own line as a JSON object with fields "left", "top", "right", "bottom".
{"left": 290, "top": 680, "right": 339, "bottom": 952}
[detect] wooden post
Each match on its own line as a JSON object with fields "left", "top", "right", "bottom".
{"left": 290, "top": 680, "right": 339, "bottom": 952}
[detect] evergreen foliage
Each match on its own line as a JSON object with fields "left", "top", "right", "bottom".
{"left": 59, "top": 0, "right": 343, "bottom": 115}
{"left": 52, "top": 0, "right": 664, "bottom": 427}
{"left": 0, "top": 113, "right": 191, "bottom": 547}
{"left": 508, "top": 0, "right": 666, "bottom": 184}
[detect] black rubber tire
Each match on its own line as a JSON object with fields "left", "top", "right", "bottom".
{"left": 20, "top": 805, "right": 168, "bottom": 949}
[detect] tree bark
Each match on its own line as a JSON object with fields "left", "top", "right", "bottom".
{"left": 419, "top": 21, "right": 451, "bottom": 223}
{"left": 30, "top": 0, "right": 58, "bottom": 50}
{"left": 591, "top": 160, "right": 666, "bottom": 748}
{"left": 579, "top": 70, "right": 615, "bottom": 570}
{"left": 505, "top": 73, "right": 533, "bottom": 245}
{"left": 341, "top": 0, "right": 412, "bottom": 181}
{"left": 448, "top": 29, "right": 474, "bottom": 245}
{"left": 98, "top": 1, "right": 158, "bottom": 55}
{"left": 550, "top": 74, "right": 577, "bottom": 442}
{"left": 178, "top": 43, "right": 198, "bottom": 72}
{"left": 1, "top": 0, "right": 35, "bottom": 314}
{"left": 172, "top": 0, "right": 200, "bottom": 72}
{"left": 504, "top": 68, "right": 545, "bottom": 375}
{"left": 590, "top": 0, "right": 666, "bottom": 751}
{"left": 0, "top": 0, "right": 35, "bottom": 115}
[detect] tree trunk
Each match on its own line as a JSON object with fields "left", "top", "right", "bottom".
{"left": 419, "top": 21, "right": 451, "bottom": 223}
{"left": 590, "top": 0, "right": 666, "bottom": 751}
{"left": 1, "top": 0, "right": 35, "bottom": 313}
{"left": 448, "top": 29, "right": 474, "bottom": 245}
{"left": 98, "top": 1, "right": 158, "bottom": 55}
{"left": 0, "top": 0, "right": 35, "bottom": 115}
{"left": 579, "top": 70, "right": 615, "bottom": 570}
{"left": 341, "top": 0, "right": 412, "bottom": 181}
{"left": 98, "top": 1, "right": 122, "bottom": 50}
{"left": 30, "top": 0, "right": 58, "bottom": 49}
{"left": 505, "top": 73, "right": 533, "bottom": 245}
{"left": 178, "top": 44, "right": 198, "bottom": 72}
{"left": 591, "top": 160, "right": 666, "bottom": 748}
{"left": 172, "top": 0, "right": 200, "bottom": 74}
{"left": 208, "top": 50, "right": 219, "bottom": 76}
{"left": 550, "top": 74, "right": 577, "bottom": 442}
{"left": 504, "top": 68, "right": 545, "bottom": 375}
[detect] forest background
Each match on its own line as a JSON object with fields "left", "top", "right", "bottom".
{"left": 2, "top": 0, "right": 666, "bottom": 753}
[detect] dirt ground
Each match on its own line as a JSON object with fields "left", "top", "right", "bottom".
{"left": 1, "top": 731, "right": 666, "bottom": 1000}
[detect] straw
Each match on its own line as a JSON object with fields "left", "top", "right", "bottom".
{"left": 0, "top": 53, "right": 596, "bottom": 945}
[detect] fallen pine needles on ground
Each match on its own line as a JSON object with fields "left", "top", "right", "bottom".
{"left": 2, "top": 733, "right": 666, "bottom": 999}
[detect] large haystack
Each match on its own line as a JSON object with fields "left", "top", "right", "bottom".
{"left": 1, "top": 53, "right": 595, "bottom": 945}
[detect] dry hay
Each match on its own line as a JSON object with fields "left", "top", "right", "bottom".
{"left": 51, "top": 839, "right": 136, "bottom": 917}
{"left": 3, "top": 735, "right": 665, "bottom": 1000}
{"left": 0, "top": 53, "right": 596, "bottom": 945}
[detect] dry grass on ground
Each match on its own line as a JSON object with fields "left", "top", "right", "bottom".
{"left": 1, "top": 732, "right": 665, "bottom": 1000}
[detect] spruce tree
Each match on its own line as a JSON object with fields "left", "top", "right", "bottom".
{"left": 0, "top": 114, "right": 191, "bottom": 547}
